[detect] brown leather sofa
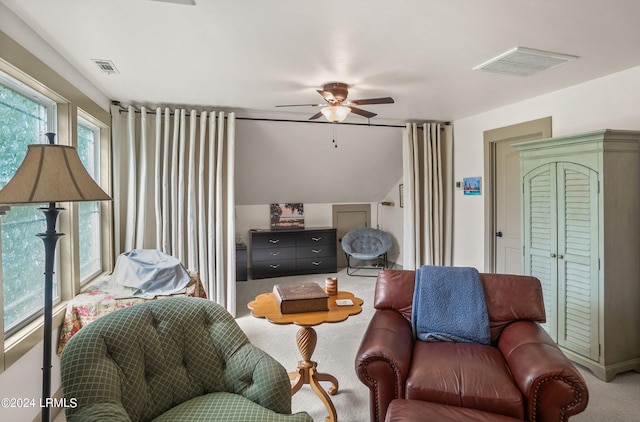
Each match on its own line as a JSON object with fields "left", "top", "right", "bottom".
{"left": 355, "top": 269, "right": 589, "bottom": 422}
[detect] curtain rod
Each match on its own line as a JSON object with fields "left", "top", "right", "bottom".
{"left": 115, "top": 104, "right": 448, "bottom": 128}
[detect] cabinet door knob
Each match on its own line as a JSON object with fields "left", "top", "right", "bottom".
{"left": 558, "top": 254, "right": 564, "bottom": 259}
{"left": 551, "top": 253, "right": 557, "bottom": 258}
{"left": 495, "top": 231, "right": 503, "bottom": 237}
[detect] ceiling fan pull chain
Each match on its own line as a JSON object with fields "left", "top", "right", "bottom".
{"left": 332, "top": 122, "right": 338, "bottom": 148}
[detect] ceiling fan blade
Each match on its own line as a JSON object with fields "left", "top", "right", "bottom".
{"left": 348, "top": 97, "right": 395, "bottom": 106}
{"left": 317, "top": 89, "right": 336, "bottom": 103}
{"left": 350, "top": 106, "right": 377, "bottom": 119}
{"left": 275, "top": 103, "right": 323, "bottom": 107}
{"left": 309, "top": 111, "right": 323, "bottom": 120}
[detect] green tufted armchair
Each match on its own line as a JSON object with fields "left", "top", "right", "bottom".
{"left": 60, "top": 297, "right": 312, "bottom": 422}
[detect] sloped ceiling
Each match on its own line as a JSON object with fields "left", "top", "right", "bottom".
{"left": 235, "top": 119, "right": 403, "bottom": 205}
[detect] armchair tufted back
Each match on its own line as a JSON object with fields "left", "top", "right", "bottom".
{"left": 61, "top": 297, "right": 291, "bottom": 421}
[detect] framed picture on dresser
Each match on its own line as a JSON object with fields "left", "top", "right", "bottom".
{"left": 270, "top": 203, "right": 304, "bottom": 229}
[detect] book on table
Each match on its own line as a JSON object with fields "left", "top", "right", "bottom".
{"left": 273, "top": 282, "right": 329, "bottom": 314}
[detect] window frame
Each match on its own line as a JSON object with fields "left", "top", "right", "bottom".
{"left": 0, "top": 70, "right": 59, "bottom": 337}
{"left": 0, "top": 45, "right": 113, "bottom": 373}
{"left": 76, "top": 115, "right": 104, "bottom": 285}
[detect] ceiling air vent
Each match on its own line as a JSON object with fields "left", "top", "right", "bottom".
{"left": 473, "top": 47, "right": 578, "bottom": 77}
{"left": 91, "top": 59, "right": 119, "bottom": 75}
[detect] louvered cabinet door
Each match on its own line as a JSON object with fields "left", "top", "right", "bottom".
{"left": 523, "top": 163, "right": 558, "bottom": 340}
{"left": 556, "top": 163, "right": 600, "bottom": 360}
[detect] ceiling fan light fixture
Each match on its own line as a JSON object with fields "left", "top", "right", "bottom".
{"left": 321, "top": 105, "right": 351, "bottom": 122}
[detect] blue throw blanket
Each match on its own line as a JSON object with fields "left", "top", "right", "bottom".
{"left": 412, "top": 265, "right": 490, "bottom": 345}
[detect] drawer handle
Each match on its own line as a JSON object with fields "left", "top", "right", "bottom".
{"left": 269, "top": 239, "right": 280, "bottom": 244}
{"left": 311, "top": 237, "right": 322, "bottom": 242}
{"left": 270, "top": 252, "right": 280, "bottom": 256}
{"left": 270, "top": 264, "right": 280, "bottom": 269}
{"left": 312, "top": 249, "right": 322, "bottom": 254}
{"left": 312, "top": 261, "right": 321, "bottom": 266}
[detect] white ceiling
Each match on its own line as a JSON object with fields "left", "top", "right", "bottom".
{"left": 3, "top": 0, "right": 640, "bottom": 123}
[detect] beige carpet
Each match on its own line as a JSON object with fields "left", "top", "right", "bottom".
{"left": 236, "top": 268, "right": 640, "bottom": 422}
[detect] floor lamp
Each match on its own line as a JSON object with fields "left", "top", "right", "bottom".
{"left": 0, "top": 133, "right": 111, "bottom": 422}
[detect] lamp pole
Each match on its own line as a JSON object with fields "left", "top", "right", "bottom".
{"left": 38, "top": 202, "right": 64, "bottom": 422}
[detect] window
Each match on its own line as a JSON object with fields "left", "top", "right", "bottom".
{"left": 77, "top": 118, "right": 102, "bottom": 283}
{"left": 1, "top": 72, "right": 57, "bottom": 336}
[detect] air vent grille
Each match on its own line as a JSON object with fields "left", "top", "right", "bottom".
{"left": 91, "top": 59, "right": 119, "bottom": 75}
{"left": 474, "top": 47, "right": 577, "bottom": 77}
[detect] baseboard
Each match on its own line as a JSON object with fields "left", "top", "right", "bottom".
{"left": 561, "top": 347, "right": 640, "bottom": 382}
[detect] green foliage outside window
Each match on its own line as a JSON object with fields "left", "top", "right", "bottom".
{"left": 1, "top": 83, "right": 52, "bottom": 333}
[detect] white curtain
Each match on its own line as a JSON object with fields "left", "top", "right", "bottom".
{"left": 402, "top": 123, "right": 453, "bottom": 269}
{"left": 111, "top": 105, "right": 236, "bottom": 315}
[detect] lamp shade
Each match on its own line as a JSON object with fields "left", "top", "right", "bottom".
{"left": 320, "top": 105, "right": 351, "bottom": 123}
{"left": 0, "top": 144, "right": 111, "bottom": 204}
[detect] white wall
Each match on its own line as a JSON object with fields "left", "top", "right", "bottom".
{"left": 0, "top": 329, "right": 61, "bottom": 421}
{"left": 451, "top": 65, "right": 640, "bottom": 270}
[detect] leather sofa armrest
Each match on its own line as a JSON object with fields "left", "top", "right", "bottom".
{"left": 498, "top": 321, "right": 589, "bottom": 422}
{"left": 355, "top": 309, "right": 414, "bottom": 422}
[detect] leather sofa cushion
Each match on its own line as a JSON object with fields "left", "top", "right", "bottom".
{"left": 385, "top": 399, "right": 523, "bottom": 422}
{"left": 405, "top": 342, "right": 524, "bottom": 419}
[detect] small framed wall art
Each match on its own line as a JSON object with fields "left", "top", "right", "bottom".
{"left": 463, "top": 177, "right": 482, "bottom": 196}
{"left": 270, "top": 203, "right": 304, "bottom": 229}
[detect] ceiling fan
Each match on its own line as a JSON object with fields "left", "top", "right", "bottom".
{"left": 276, "top": 82, "right": 394, "bottom": 122}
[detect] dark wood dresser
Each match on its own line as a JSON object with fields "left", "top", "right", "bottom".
{"left": 250, "top": 227, "right": 337, "bottom": 279}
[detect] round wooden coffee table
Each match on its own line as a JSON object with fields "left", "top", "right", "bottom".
{"left": 248, "top": 290, "right": 363, "bottom": 422}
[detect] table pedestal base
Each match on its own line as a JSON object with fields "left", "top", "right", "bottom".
{"left": 289, "top": 326, "right": 339, "bottom": 422}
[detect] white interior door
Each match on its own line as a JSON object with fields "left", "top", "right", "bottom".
{"left": 495, "top": 140, "right": 523, "bottom": 274}
{"left": 483, "top": 117, "right": 552, "bottom": 273}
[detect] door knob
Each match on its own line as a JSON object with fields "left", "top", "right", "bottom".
{"left": 495, "top": 231, "right": 503, "bottom": 237}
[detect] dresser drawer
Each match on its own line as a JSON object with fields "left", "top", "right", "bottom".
{"left": 296, "top": 256, "right": 337, "bottom": 274}
{"left": 296, "top": 230, "right": 336, "bottom": 247}
{"left": 253, "top": 247, "right": 296, "bottom": 262}
{"left": 252, "top": 260, "right": 296, "bottom": 279}
{"left": 252, "top": 232, "right": 296, "bottom": 249}
{"left": 296, "top": 244, "right": 336, "bottom": 259}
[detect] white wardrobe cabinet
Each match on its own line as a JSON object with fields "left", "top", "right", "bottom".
{"left": 515, "top": 129, "right": 640, "bottom": 382}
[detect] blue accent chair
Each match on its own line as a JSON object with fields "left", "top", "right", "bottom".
{"left": 341, "top": 228, "right": 392, "bottom": 276}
